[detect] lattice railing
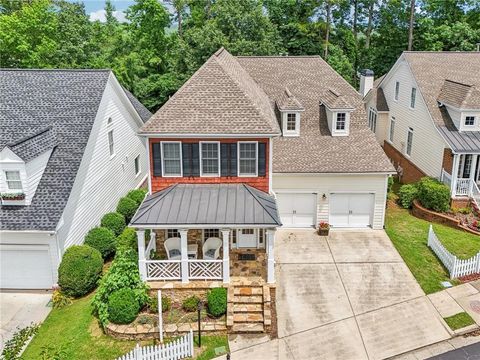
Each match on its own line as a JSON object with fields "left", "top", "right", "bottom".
{"left": 146, "top": 260, "right": 181, "bottom": 280}
{"left": 188, "top": 260, "right": 223, "bottom": 280}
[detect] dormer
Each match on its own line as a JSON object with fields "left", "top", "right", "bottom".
{"left": 276, "top": 88, "right": 304, "bottom": 137}
{"left": 437, "top": 79, "right": 480, "bottom": 132}
{"left": 320, "top": 89, "right": 355, "bottom": 137}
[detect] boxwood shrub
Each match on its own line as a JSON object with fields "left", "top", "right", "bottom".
{"left": 398, "top": 183, "right": 418, "bottom": 209}
{"left": 108, "top": 288, "right": 140, "bottom": 324}
{"left": 84, "top": 227, "right": 116, "bottom": 259}
{"left": 207, "top": 288, "right": 227, "bottom": 317}
{"left": 58, "top": 245, "right": 103, "bottom": 297}
{"left": 182, "top": 295, "right": 200, "bottom": 312}
{"left": 117, "top": 227, "right": 138, "bottom": 253}
{"left": 100, "top": 212, "right": 126, "bottom": 236}
{"left": 149, "top": 295, "right": 171, "bottom": 313}
{"left": 417, "top": 177, "right": 450, "bottom": 212}
{"left": 116, "top": 197, "right": 138, "bottom": 223}
{"left": 127, "top": 188, "right": 147, "bottom": 206}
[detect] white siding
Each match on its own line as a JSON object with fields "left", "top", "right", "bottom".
{"left": 273, "top": 173, "right": 388, "bottom": 229}
{"left": 364, "top": 93, "right": 389, "bottom": 145}
{"left": 24, "top": 150, "right": 52, "bottom": 204}
{"left": 446, "top": 106, "right": 480, "bottom": 132}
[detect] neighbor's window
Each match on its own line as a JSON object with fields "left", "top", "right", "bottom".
{"left": 238, "top": 142, "right": 257, "bottom": 176}
{"left": 134, "top": 155, "right": 140, "bottom": 175}
{"left": 107, "top": 117, "right": 113, "bottom": 125}
{"left": 108, "top": 130, "right": 114, "bottom": 156}
{"left": 204, "top": 229, "right": 220, "bottom": 242}
{"left": 286, "top": 113, "right": 297, "bottom": 131}
{"left": 410, "top": 87, "right": 416, "bottom": 108}
{"left": 406, "top": 127, "right": 414, "bottom": 156}
{"left": 5, "top": 171, "right": 22, "bottom": 190}
{"left": 389, "top": 117, "right": 395, "bottom": 142}
{"left": 465, "top": 116, "right": 476, "bottom": 126}
{"left": 200, "top": 142, "right": 220, "bottom": 176}
{"left": 394, "top": 81, "right": 400, "bottom": 101}
{"left": 368, "top": 107, "right": 377, "bottom": 132}
{"left": 162, "top": 142, "right": 182, "bottom": 176}
{"left": 336, "top": 113, "right": 346, "bottom": 131}
{"left": 167, "top": 229, "right": 179, "bottom": 238}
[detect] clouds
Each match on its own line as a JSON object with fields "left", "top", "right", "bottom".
{"left": 89, "top": 9, "right": 127, "bottom": 23}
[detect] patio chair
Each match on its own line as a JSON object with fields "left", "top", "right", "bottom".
{"left": 164, "top": 237, "right": 182, "bottom": 260}
{"left": 202, "top": 237, "right": 222, "bottom": 260}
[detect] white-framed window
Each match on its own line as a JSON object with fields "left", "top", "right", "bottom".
{"left": 389, "top": 117, "right": 395, "bottom": 143}
{"left": 161, "top": 141, "right": 182, "bottom": 177}
{"left": 368, "top": 107, "right": 377, "bottom": 132}
{"left": 230, "top": 230, "right": 237, "bottom": 246}
{"left": 410, "top": 87, "right": 416, "bottom": 109}
{"left": 167, "top": 229, "right": 179, "bottom": 238}
{"left": 465, "top": 116, "right": 476, "bottom": 126}
{"left": 282, "top": 112, "right": 300, "bottom": 136}
{"left": 203, "top": 229, "right": 220, "bottom": 242}
{"left": 336, "top": 113, "right": 346, "bottom": 130}
{"left": 406, "top": 127, "right": 414, "bottom": 156}
{"left": 108, "top": 130, "right": 114, "bottom": 157}
{"left": 134, "top": 155, "right": 140, "bottom": 176}
{"left": 200, "top": 141, "right": 220, "bottom": 177}
{"left": 258, "top": 229, "right": 265, "bottom": 245}
{"left": 5, "top": 171, "right": 22, "bottom": 190}
{"left": 238, "top": 142, "right": 258, "bottom": 177}
{"left": 394, "top": 81, "right": 400, "bottom": 101}
{"left": 286, "top": 113, "right": 296, "bottom": 131}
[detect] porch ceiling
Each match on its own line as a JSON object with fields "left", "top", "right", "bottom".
{"left": 130, "top": 184, "right": 281, "bottom": 228}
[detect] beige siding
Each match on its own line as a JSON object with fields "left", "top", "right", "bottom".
{"left": 364, "top": 93, "right": 389, "bottom": 145}
{"left": 272, "top": 173, "right": 388, "bottom": 229}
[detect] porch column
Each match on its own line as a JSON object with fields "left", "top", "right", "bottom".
{"left": 266, "top": 229, "right": 276, "bottom": 284}
{"left": 451, "top": 154, "right": 460, "bottom": 196}
{"left": 470, "top": 155, "right": 478, "bottom": 195}
{"left": 136, "top": 230, "right": 147, "bottom": 281}
{"left": 179, "top": 229, "right": 189, "bottom": 283}
{"left": 221, "top": 229, "right": 230, "bottom": 284}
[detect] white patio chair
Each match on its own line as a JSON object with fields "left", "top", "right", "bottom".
{"left": 202, "top": 237, "right": 222, "bottom": 260}
{"left": 164, "top": 237, "right": 181, "bottom": 260}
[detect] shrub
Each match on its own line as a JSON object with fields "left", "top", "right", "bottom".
{"left": 182, "top": 295, "right": 200, "bottom": 312}
{"left": 149, "top": 295, "right": 171, "bottom": 313}
{"left": 108, "top": 288, "right": 140, "bottom": 324}
{"left": 101, "top": 212, "right": 126, "bottom": 236}
{"left": 52, "top": 290, "right": 72, "bottom": 309}
{"left": 1, "top": 323, "right": 39, "bottom": 360}
{"left": 207, "top": 288, "right": 227, "bottom": 317}
{"left": 58, "top": 245, "right": 103, "bottom": 297}
{"left": 84, "top": 227, "right": 116, "bottom": 259}
{"left": 127, "top": 188, "right": 147, "bottom": 206}
{"left": 117, "top": 227, "right": 138, "bottom": 253}
{"left": 387, "top": 176, "right": 394, "bottom": 193}
{"left": 116, "top": 197, "right": 139, "bottom": 223}
{"left": 417, "top": 177, "right": 451, "bottom": 212}
{"left": 398, "top": 183, "right": 418, "bottom": 209}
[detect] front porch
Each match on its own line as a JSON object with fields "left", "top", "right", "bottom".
{"left": 441, "top": 153, "right": 480, "bottom": 203}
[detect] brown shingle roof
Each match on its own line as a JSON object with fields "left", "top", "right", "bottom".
{"left": 320, "top": 89, "right": 354, "bottom": 110}
{"left": 276, "top": 87, "right": 304, "bottom": 111}
{"left": 437, "top": 79, "right": 480, "bottom": 109}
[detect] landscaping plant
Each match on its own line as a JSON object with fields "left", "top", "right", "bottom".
{"left": 51, "top": 289, "right": 73, "bottom": 309}
{"left": 58, "top": 245, "right": 103, "bottom": 297}
{"left": 1, "top": 323, "right": 39, "bottom": 360}
{"left": 417, "top": 177, "right": 450, "bottom": 212}
{"left": 100, "top": 212, "right": 126, "bottom": 236}
{"left": 107, "top": 288, "right": 140, "bottom": 324}
{"left": 127, "top": 188, "right": 147, "bottom": 206}
{"left": 84, "top": 226, "right": 116, "bottom": 259}
{"left": 116, "top": 196, "right": 139, "bottom": 223}
{"left": 148, "top": 295, "right": 171, "bottom": 313}
{"left": 398, "top": 183, "right": 418, "bottom": 209}
{"left": 182, "top": 295, "right": 200, "bottom": 312}
{"left": 116, "top": 227, "right": 138, "bottom": 252}
{"left": 207, "top": 288, "right": 227, "bottom": 317}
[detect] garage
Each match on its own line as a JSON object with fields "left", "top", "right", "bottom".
{"left": 0, "top": 244, "right": 54, "bottom": 289}
{"left": 329, "top": 193, "right": 374, "bottom": 228}
{"left": 276, "top": 193, "right": 317, "bottom": 227}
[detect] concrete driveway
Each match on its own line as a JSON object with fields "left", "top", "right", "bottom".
{"left": 0, "top": 292, "right": 51, "bottom": 351}
{"left": 227, "top": 229, "right": 451, "bottom": 360}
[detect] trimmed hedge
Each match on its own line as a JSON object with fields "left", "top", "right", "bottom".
{"left": 116, "top": 197, "right": 138, "bottom": 223}
{"left": 100, "top": 212, "right": 126, "bottom": 236}
{"left": 108, "top": 288, "right": 140, "bottom": 324}
{"left": 182, "top": 296, "right": 200, "bottom": 312}
{"left": 58, "top": 245, "right": 103, "bottom": 297}
{"left": 207, "top": 288, "right": 227, "bottom": 317}
{"left": 117, "top": 227, "right": 138, "bottom": 253}
{"left": 417, "top": 177, "right": 450, "bottom": 212}
{"left": 149, "top": 295, "right": 171, "bottom": 313}
{"left": 84, "top": 227, "right": 116, "bottom": 259}
{"left": 398, "top": 183, "right": 418, "bottom": 209}
{"left": 127, "top": 188, "right": 147, "bottom": 206}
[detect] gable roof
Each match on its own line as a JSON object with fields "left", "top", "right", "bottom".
{"left": 123, "top": 87, "right": 153, "bottom": 122}
{"left": 320, "top": 89, "right": 354, "bottom": 110}
{"left": 276, "top": 88, "right": 304, "bottom": 111}
{"left": 0, "top": 69, "right": 149, "bottom": 231}
{"left": 437, "top": 79, "right": 480, "bottom": 110}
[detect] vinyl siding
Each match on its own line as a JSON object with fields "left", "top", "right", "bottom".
{"left": 24, "top": 150, "right": 52, "bottom": 204}
{"left": 272, "top": 173, "right": 388, "bottom": 229}
{"left": 364, "top": 94, "right": 389, "bottom": 145}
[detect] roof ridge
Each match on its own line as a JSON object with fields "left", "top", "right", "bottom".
{"left": 7, "top": 125, "right": 54, "bottom": 148}
{"left": 0, "top": 68, "right": 112, "bottom": 72}
{"left": 131, "top": 184, "right": 178, "bottom": 223}
{"left": 242, "top": 184, "right": 279, "bottom": 225}
{"left": 444, "top": 78, "right": 473, "bottom": 87}
{"left": 236, "top": 55, "right": 322, "bottom": 58}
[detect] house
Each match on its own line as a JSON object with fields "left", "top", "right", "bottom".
{"left": 129, "top": 47, "right": 394, "bottom": 288}
{"left": 0, "top": 69, "right": 151, "bottom": 289}
{"left": 363, "top": 51, "right": 480, "bottom": 204}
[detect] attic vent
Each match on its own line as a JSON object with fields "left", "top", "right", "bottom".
{"left": 238, "top": 253, "right": 256, "bottom": 261}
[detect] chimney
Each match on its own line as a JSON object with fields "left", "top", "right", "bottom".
{"left": 359, "top": 69, "right": 374, "bottom": 97}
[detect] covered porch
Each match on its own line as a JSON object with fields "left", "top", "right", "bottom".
{"left": 441, "top": 153, "right": 480, "bottom": 199}
{"left": 130, "top": 184, "right": 281, "bottom": 284}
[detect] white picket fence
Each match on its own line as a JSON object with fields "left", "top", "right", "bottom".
{"left": 116, "top": 331, "right": 194, "bottom": 360}
{"left": 428, "top": 224, "right": 480, "bottom": 278}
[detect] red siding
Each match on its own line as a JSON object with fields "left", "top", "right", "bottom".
{"left": 149, "top": 138, "right": 270, "bottom": 193}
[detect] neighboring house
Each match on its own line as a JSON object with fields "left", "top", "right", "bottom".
{"left": 0, "top": 69, "right": 151, "bottom": 289}
{"left": 129, "top": 48, "right": 394, "bottom": 288}
{"left": 363, "top": 51, "right": 480, "bottom": 203}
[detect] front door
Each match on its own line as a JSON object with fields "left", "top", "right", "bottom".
{"left": 237, "top": 229, "right": 257, "bottom": 248}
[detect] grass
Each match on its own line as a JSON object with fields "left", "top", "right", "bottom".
{"left": 194, "top": 335, "right": 229, "bottom": 360}
{"left": 444, "top": 312, "right": 476, "bottom": 331}
{"left": 434, "top": 222, "right": 480, "bottom": 259}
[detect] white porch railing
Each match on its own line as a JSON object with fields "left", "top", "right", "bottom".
{"left": 146, "top": 260, "right": 182, "bottom": 280}
{"left": 145, "top": 236, "right": 156, "bottom": 260}
{"left": 456, "top": 178, "right": 470, "bottom": 196}
{"left": 440, "top": 168, "right": 451, "bottom": 188}
{"left": 188, "top": 259, "right": 223, "bottom": 280}
{"left": 472, "top": 182, "right": 480, "bottom": 209}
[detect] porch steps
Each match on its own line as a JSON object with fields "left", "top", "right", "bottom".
{"left": 228, "top": 285, "right": 271, "bottom": 334}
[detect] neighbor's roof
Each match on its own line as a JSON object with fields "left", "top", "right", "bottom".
{"left": 365, "top": 75, "right": 389, "bottom": 112}
{"left": 130, "top": 184, "right": 281, "bottom": 227}
{"left": 0, "top": 69, "right": 150, "bottom": 231}
{"left": 437, "top": 79, "right": 480, "bottom": 110}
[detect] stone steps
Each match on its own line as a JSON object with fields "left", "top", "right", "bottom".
{"left": 229, "top": 285, "right": 266, "bottom": 333}
{"left": 233, "top": 287, "right": 263, "bottom": 296}
{"left": 231, "top": 323, "right": 265, "bottom": 334}
{"left": 232, "top": 295, "right": 263, "bottom": 304}
{"left": 232, "top": 303, "right": 263, "bottom": 313}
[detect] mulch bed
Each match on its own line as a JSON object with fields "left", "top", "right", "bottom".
{"left": 459, "top": 273, "right": 480, "bottom": 283}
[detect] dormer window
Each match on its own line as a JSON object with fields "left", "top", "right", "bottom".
{"left": 465, "top": 116, "right": 476, "bottom": 126}
{"left": 336, "top": 113, "right": 346, "bottom": 131}
{"left": 5, "top": 171, "right": 22, "bottom": 191}
{"left": 287, "top": 113, "right": 297, "bottom": 131}
{"left": 276, "top": 88, "right": 304, "bottom": 137}
{"left": 282, "top": 112, "right": 300, "bottom": 136}
{"left": 320, "top": 89, "right": 354, "bottom": 137}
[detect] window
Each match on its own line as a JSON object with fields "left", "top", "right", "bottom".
{"left": 336, "top": 113, "right": 346, "bottom": 130}
{"left": 108, "top": 130, "right": 114, "bottom": 156}
{"left": 5, "top": 171, "right": 22, "bottom": 190}
{"left": 368, "top": 108, "right": 377, "bottom": 132}
{"left": 230, "top": 230, "right": 237, "bottom": 245}
{"left": 389, "top": 117, "right": 395, "bottom": 142}
{"left": 410, "top": 87, "right": 416, "bottom": 108}
{"left": 465, "top": 116, "right": 476, "bottom": 126}
{"left": 107, "top": 117, "right": 113, "bottom": 125}
{"left": 406, "top": 127, "right": 414, "bottom": 156}
{"left": 286, "top": 113, "right": 297, "bottom": 131}
{"left": 203, "top": 229, "right": 220, "bottom": 242}
{"left": 394, "top": 81, "right": 400, "bottom": 101}
{"left": 167, "top": 229, "right": 179, "bottom": 238}
{"left": 134, "top": 155, "right": 140, "bottom": 176}
{"left": 200, "top": 142, "right": 220, "bottom": 176}
{"left": 241, "top": 229, "right": 254, "bottom": 235}
{"left": 162, "top": 142, "right": 182, "bottom": 176}
{"left": 238, "top": 142, "right": 257, "bottom": 176}
{"left": 258, "top": 229, "right": 265, "bottom": 245}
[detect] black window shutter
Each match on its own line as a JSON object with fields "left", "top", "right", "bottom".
{"left": 182, "top": 143, "right": 192, "bottom": 177}
{"left": 258, "top": 142, "right": 266, "bottom": 177}
{"left": 221, "top": 143, "right": 229, "bottom": 177}
{"left": 152, "top": 142, "right": 162, "bottom": 176}
{"left": 191, "top": 143, "right": 200, "bottom": 177}
{"left": 229, "top": 143, "right": 237, "bottom": 176}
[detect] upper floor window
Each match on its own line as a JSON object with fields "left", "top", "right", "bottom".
{"left": 5, "top": 171, "right": 22, "bottom": 190}
{"left": 287, "top": 113, "right": 296, "bottom": 131}
{"left": 465, "top": 116, "right": 476, "bottom": 126}
{"left": 406, "top": 127, "right": 414, "bottom": 156}
{"left": 200, "top": 142, "right": 220, "bottom": 177}
{"left": 336, "top": 113, "right": 346, "bottom": 131}
{"left": 162, "top": 142, "right": 182, "bottom": 177}
{"left": 134, "top": 155, "right": 140, "bottom": 176}
{"left": 394, "top": 81, "right": 400, "bottom": 101}
{"left": 107, "top": 117, "right": 113, "bottom": 125}
{"left": 368, "top": 108, "right": 377, "bottom": 132}
{"left": 108, "top": 130, "right": 114, "bottom": 156}
{"left": 238, "top": 142, "right": 257, "bottom": 177}
{"left": 410, "top": 87, "right": 416, "bottom": 109}
{"left": 389, "top": 117, "right": 395, "bottom": 143}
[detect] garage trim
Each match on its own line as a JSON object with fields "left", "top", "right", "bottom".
{"left": 275, "top": 191, "right": 318, "bottom": 228}
{"left": 329, "top": 191, "right": 375, "bottom": 228}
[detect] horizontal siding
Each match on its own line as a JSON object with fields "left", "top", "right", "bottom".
{"left": 272, "top": 174, "right": 388, "bottom": 229}
{"left": 25, "top": 150, "right": 52, "bottom": 204}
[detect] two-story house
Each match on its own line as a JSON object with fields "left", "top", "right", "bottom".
{"left": 363, "top": 51, "right": 480, "bottom": 205}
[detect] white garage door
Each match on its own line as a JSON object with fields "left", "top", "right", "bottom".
{"left": 330, "top": 193, "right": 374, "bottom": 228}
{"left": 0, "top": 244, "right": 54, "bottom": 289}
{"left": 276, "top": 193, "right": 317, "bottom": 227}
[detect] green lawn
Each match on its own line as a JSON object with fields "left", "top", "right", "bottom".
{"left": 434, "top": 222, "right": 480, "bottom": 259}
{"left": 444, "top": 312, "right": 476, "bottom": 331}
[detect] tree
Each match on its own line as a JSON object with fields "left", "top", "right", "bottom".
{"left": 408, "top": 0, "right": 415, "bottom": 50}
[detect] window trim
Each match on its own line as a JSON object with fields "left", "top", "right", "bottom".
{"left": 335, "top": 112, "right": 347, "bottom": 131}
{"left": 388, "top": 117, "right": 395, "bottom": 144}
{"left": 465, "top": 115, "right": 476, "bottom": 127}
{"left": 406, "top": 127, "right": 414, "bottom": 157}
{"left": 410, "top": 87, "right": 416, "bottom": 109}
{"left": 160, "top": 141, "right": 183, "bottom": 177}
{"left": 134, "top": 155, "right": 141, "bottom": 177}
{"left": 394, "top": 81, "right": 400, "bottom": 101}
{"left": 107, "top": 129, "right": 115, "bottom": 158}
{"left": 4, "top": 170, "right": 23, "bottom": 191}
{"left": 238, "top": 141, "right": 258, "bottom": 177}
{"left": 368, "top": 107, "right": 377, "bottom": 133}
{"left": 199, "top": 141, "right": 221, "bottom": 177}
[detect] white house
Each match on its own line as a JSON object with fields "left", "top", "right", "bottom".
{"left": 0, "top": 69, "right": 151, "bottom": 289}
